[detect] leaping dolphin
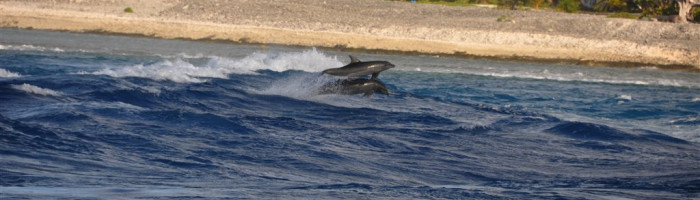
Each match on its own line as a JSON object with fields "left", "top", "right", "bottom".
{"left": 322, "top": 55, "right": 395, "bottom": 79}
{"left": 317, "top": 78, "right": 389, "bottom": 97}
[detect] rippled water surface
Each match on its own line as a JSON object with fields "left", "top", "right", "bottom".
{"left": 1, "top": 28, "right": 699, "bottom": 199}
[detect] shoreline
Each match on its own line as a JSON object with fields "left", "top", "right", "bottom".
{"left": 1, "top": 0, "right": 699, "bottom": 71}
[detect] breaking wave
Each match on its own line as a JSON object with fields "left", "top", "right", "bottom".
{"left": 0, "top": 68, "right": 21, "bottom": 78}
{"left": 11, "top": 83, "right": 63, "bottom": 96}
{"left": 89, "top": 48, "right": 342, "bottom": 83}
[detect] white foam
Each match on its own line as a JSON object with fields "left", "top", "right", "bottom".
{"left": 617, "top": 94, "right": 632, "bottom": 100}
{"left": 0, "top": 44, "right": 64, "bottom": 52}
{"left": 90, "top": 48, "right": 342, "bottom": 83}
{"left": 692, "top": 97, "right": 700, "bottom": 102}
{"left": 231, "top": 48, "right": 342, "bottom": 73}
{"left": 92, "top": 59, "right": 220, "bottom": 83}
{"left": 0, "top": 68, "right": 21, "bottom": 78}
{"left": 139, "top": 86, "right": 163, "bottom": 95}
{"left": 11, "top": 83, "right": 63, "bottom": 96}
{"left": 670, "top": 117, "right": 700, "bottom": 124}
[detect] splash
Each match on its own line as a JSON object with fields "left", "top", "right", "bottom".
{"left": 232, "top": 48, "right": 342, "bottom": 72}
{"left": 92, "top": 59, "right": 223, "bottom": 83}
{"left": 257, "top": 73, "right": 338, "bottom": 99}
{"left": 89, "top": 48, "right": 342, "bottom": 83}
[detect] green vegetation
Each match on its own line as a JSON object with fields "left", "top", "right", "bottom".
{"left": 399, "top": 0, "right": 699, "bottom": 22}
{"left": 407, "top": 0, "right": 490, "bottom": 6}
{"left": 634, "top": 0, "right": 677, "bottom": 17}
{"left": 405, "top": 0, "right": 581, "bottom": 12}
{"left": 607, "top": 12, "right": 639, "bottom": 18}
{"left": 557, "top": 0, "right": 581, "bottom": 12}
{"left": 124, "top": 7, "right": 133, "bottom": 13}
{"left": 593, "top": 0, "right": 629, "bottom": 12}
{"left": 593, "top": 0, "right": 671, "bottom": 15}
{"left": 594, "top": 0, "right": 692, "bottom": 18}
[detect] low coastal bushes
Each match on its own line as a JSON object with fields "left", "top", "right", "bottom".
{"left": 401, "top": 0, "right": 699, "bottom": 22}
{"left": 607, "top": 12, "right": 639, "bottom": 18}
{"left": 403, "top": 0, "right": 580, "bottom": 11}
{"left": 557, "top": 0, "right": 581, "bottom": 12}
{"left": 405, "top": 0, "right": 581, "bottom": 12}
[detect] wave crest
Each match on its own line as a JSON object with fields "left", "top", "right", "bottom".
{"left": 11, "top": 83, "right": 63, "bottom": 96}
{"left": 0, "top": 68, "right": 21, "bottom": 78}
{"left": 89, "top": 48, "right": 342, "bottom": 83}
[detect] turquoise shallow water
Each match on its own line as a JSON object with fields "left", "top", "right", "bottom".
{"left": 1, "top": 28, "right": 699, "bottom": 199}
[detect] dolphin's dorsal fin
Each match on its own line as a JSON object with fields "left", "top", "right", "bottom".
{"left": 371, "top": 72, "right": 379, "bottom": 79}
{"left": 349, "top": 55, "right": 360, "bottom": 63}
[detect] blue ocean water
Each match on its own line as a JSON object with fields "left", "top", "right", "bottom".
{"left": 1, "top": 28, "right": 699, "bottom": 199}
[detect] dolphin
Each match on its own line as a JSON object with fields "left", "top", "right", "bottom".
{"left": 322, "top": 55, "right": 395, "bottom": 79}
{"left": 317, "top": 78, "right": 389, "bottom": 97}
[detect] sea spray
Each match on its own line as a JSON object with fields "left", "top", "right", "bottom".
{"left": 90, "top": 48, "right": 342, "bottom": 83}
{"left": 258, "top": 72, "right": 338, "bottom": 99}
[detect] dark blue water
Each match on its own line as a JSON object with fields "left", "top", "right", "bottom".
{"left": 1, "top": 28, "right": 699, "bottom": 199}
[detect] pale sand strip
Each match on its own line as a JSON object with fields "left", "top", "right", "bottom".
{"left": 1, "top": 2, "right": 698, "bottom": 69}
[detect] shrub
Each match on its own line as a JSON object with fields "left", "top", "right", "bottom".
{"left": 498, "top": 0, "right": 524, "bottom": 9}
{"left": 633, "top": 0, "right": 676, "bottom": 17}
{"left": 608, "top": 12, "right": 638, "bottom": 18}
{"left": 594, "top": 0, "right": 631, "bottom": 12}
{"left": 124, "top": 7, "right": 133, "bottom": 13}
{"left": 558, "top": 0, "right": 581, "bottom": 13}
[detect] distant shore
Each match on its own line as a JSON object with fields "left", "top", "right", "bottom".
{"left": 1, "top": 0, "right": 699, "bottom": 70}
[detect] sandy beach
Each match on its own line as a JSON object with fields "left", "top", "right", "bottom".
{"left": 1, "top": 0, "right": 699, "bottom": 69}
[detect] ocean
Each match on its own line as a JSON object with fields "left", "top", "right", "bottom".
{"left": 1, "top": 28, "right": 699, "bottom": 199}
